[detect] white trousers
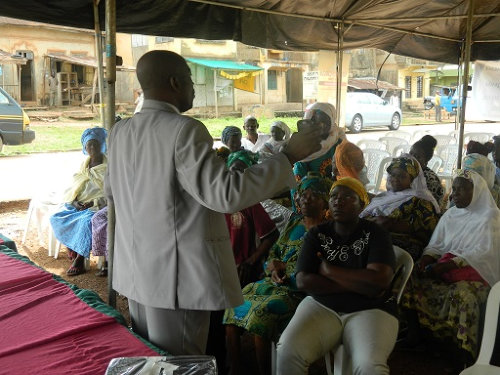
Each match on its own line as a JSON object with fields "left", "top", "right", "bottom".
{"left": 128, "top": 299, "right": 211, "bottom": 355}
{"left": 276, "top": 296, "right": 398, "bottom": 375}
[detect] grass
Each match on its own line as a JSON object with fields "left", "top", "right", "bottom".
{"left": 0, "top": 112, "right": 434, "bottom": 156}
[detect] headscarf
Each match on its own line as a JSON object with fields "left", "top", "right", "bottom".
{"left": 271, "top": 121, "right": 291, "bottom": 140}
{"left": 466, "top": 140, "right": 491, "bottom": 156}
{"left": 81, "top": 127, "right": 107, "bottom": 155}
{"left": 221, "top": 126, "right": 242, "bottom": 145}
{"left": 462, "top": 153, "right": 496, "bottom": 189}
{"left": 226, "top": 149, "right": 259, "bottom": 168}
{"left": 330, "top": 177, "right": 370, "bottom": 207}
{"left": 335, "top": 141, "right": 365, "bottom": 180}
{"left": 299, "top": 102, "right": 345, "bottom": 162}
{"left": 424, "top": 169, "right": 500, "bottom": 286}
{"left": 360, "top": 154, "right": 440, "bottom": 217}
{"left": 296, "top": 171, "right": 333, "bottom": 203}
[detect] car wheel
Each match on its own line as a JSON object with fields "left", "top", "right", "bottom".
{"left": 349, "top": 114, "right": 363, "bottom": 133}
{"left": 424, "top": 102, "right": 434, "bottom": 110}
{"left": 389, "top": 113, "right": 401, "bottom": 130}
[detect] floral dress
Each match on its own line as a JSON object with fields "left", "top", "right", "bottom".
{"left": 223, "top": 215, "right": 307, "bottom": 341}
{"left": 388, "top": 196, "right": 439, "bottom": 260}
{"left": 402, "top": 276, "right": 489, "bottom": 357}
{"left": 423, "top": 167, "right": 444, "bottom": 207}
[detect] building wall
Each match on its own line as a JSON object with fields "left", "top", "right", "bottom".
{"left": 0, "top": 21, "right": 134, "bottom": 104}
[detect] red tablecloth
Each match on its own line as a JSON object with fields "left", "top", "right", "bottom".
{"left": 0, "top": 248, "right": 160, "bottom": 375}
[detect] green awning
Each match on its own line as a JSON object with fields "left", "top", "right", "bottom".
{"left": 186, "top": 58, "right": 262, "bottom": 71}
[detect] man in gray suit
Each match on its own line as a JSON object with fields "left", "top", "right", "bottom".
{"left": 106, "top": 50, "right": 323, "bottom": 356}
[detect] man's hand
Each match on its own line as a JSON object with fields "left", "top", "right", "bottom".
{"left": 282, "top": 127, "right": 323, "bottom": 164}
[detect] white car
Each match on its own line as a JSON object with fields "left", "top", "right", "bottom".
{"left": 344, "top": 92, "right": 402, "bottom": 133}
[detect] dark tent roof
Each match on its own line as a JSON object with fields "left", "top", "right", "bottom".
{"left": 0, "top": 0, "right": 499, "bottom": 63}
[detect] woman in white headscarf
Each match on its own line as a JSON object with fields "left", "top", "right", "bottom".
{"left": 360, "top": 154, "right": 440, "bottom": 260}
{"left": 259, "top": 120, "right": 291, "bottom": 156}
{"left": 463, "top": 152, "right": 500, "bottom": 208}
{"left": 291, "top": 102, "right": 345, "bottom": 210}
{"left": 402, "top": 169, "right": 500, "bottom": 360}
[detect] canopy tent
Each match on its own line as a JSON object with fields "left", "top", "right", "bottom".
{"left": 0, "top": 1, "right": 499, "bottom": 64}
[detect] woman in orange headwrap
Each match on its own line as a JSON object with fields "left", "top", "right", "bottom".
{"left": 333, "top": 140, "right": 369, "bottom": 185}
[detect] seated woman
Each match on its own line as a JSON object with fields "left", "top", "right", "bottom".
{"left": 259, "top": 121, "right": 291, "bottom": 157}
{"left": 410, "top": 135, "right": 444, "bottom": 206}
{"left": 224, "top": 172, "right": 332, "bottom": 375}
{"left": 462, "top": 141, "right": 500, "bottom": 208}
{"left": 91, "top": 205, "right": 108, "bottom": 276}
{"left": 291, "top": 103, "right": 345, "bottom": 210}
{"left": 225, "top": 150, "right": 278, "bottom": 287}
{"left": 332, "top": 140, "right": 369, "bottom": 185}
{"left": 50, "top": 127, "right": 107, "bottom": 276}
{"left": 277, "top": 177, "right": 397, "bottom": 375}
{"left": 402, "top": 169, "right": 500, "bottom": 362}
{"left": 360, "top": 155, "right": 440, "bottom": 260}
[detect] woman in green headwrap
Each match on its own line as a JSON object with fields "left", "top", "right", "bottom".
{"left": 224, "top": 172, "right": 333, "bottom": 375}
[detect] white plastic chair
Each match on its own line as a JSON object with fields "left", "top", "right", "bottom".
{"left": 433, "top": 135, "right": 456, "bottom": 147}
{"left": 412, "top": 130, "right": 431, "bottom": 144}
{"left": 325, "top": 246, "right": 414, "bottom": 375}
{"left": 392, "top": 143, "right": 410, "bottom": 157}
{"left": 464, "top": 132, "right": 495, "bottom": 144}
{"left": 436, "top": 144, "right": 461, "bottom": 191}
{"left": 356, "top": 139, "right": 386, "bottom": 151}
{"left": 363, "top": 149, "right": 391, "bottom": 193}
{"left": 428, "top": 155, "right": 443, "bottom": 173}
{"left": 378, "top": 136, "right": 408, "bottom": 156}
{"left": 372, "top": 156, "right": 393, "bottom": 194}
{"left": 385, "top": 130, "right": 412, "bottom": 143}
{"left": 22, "top": 191, "right": 62, "bottom": 258}
{"left": 459, "top": 281, "right": 500, "bottom": 375}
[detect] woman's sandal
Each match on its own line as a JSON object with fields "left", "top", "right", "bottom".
{"left": 95, "top": 268, "right": 108, "bottom": 277}
{"left": 67, "top": 250, "right": 77, "bottom": 261}
{"left": 66, "top": 265, "right": 85, "bottom": 276}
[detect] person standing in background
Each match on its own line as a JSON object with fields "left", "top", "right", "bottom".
{"left": 434, "top": 90, "right": 441, "bottom": 122}
{"left": 48, "top": 72, "right": 58, "bottom": 107}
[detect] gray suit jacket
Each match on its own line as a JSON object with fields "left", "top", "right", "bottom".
{"left": 106, "top": 100, "right": 296, "bottom": 310}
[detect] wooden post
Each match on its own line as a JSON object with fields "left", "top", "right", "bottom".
{"left": 213, "top": 69, "right": 218, "bottom": 118}
{"left": 93, "top": 0, "right": 105, "bottom": 123}
{"left": 90, "top": 68, "right": 97, "bottom": 112}
{"left": 105, "top": 0, "right": 117, "bottom": 308}
{"left": 335, "top": 22, "right": 344, "bottom": 127}
{"left": 457, "top": 0, "right": 474, "bottom": 169}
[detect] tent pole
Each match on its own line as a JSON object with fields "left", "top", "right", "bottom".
{"left": 105, "top": 0, "right": 117, "bottom": 308}
{"left": 214, "top": 69, "right": 218, "bottom": 118}
{"left": 93, "top": 0, "right": 105, "bottom": 124}
{"left": 457, "top": 0, "right": 474, "bottom": 170}
{"left": 335, "top": 22, "right": 344, "bottom": 127}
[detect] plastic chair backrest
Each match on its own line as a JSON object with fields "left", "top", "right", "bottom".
{"left": 433, "top": 135, "right": 456, "bottom": 147}
{"left": 363, "top": 149, "right": 391, "bottom": 192}
{"left": 373, "top": 156, "right": 393, "bottom": 194}
{"left": 428, "top": 155, "right": 443, "bottom": 173}
{"left": 464, "top": 132, "right": 495, "bottom": 144}
{"left": 385, "top": 130, "right": 412, "bottom": 143}
{"left": 379, "top": 136, "right": 408, "bottom": 155}
{"left": 459, "top": 281, "right": 500, "bottom": 374}
{"left": 436, "top": 144, "right": 460, "bottom": 175}
{"left": 392, "top": 246, "right": 414, "bottom": 304}
{"left": 356, "top": 139, "right": 386, "bottom": 151}
{"left": 392, "top": 143, "right": 410, "bottom": 157}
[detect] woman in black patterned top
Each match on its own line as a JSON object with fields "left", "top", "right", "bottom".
{"left": 410, "top": 135, "right": 444, "bottom": 207}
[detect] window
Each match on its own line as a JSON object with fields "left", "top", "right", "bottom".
{"left": 405, "top": 76, "right": 412, "bottom": 98}
{"left": 0, "top": 91, "right": 9, "bottom": 104}
{"left": 416, "top": 76, "right": 423, "bottom": 98}
{"left": 155, "top": 36, "right": 174, "bottom": 44}
{"left": 268, "top": 70, "right": 277, "bottom": 90}
{"left": 132, "top": 34, "right": 148, "bottom": 47}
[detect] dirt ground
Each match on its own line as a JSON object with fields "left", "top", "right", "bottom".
{"left": 0, "top": 201, "right": 465, "bottom": 375}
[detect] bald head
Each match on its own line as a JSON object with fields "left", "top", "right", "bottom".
{"left": 136, "top": 50, "right": 194, "bottom": 112}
